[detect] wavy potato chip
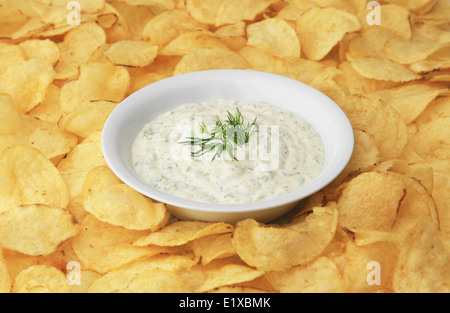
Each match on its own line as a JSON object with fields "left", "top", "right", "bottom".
{"left": 59, "top": 100, "right": 118, "bottom": 139}
{"left": 59, "top": 62, "right": 130, "bottom": 113}
{"left": 409, "top": 46, "right": 450, "bottom": 74}
{"left": 296, "top": 7, "right": 361, "bottom": 61}
{"left": 0, "top": 204, "right": 78, "bottom": 256}
{"left": 0, "top": 145, "right": 69, "bottom": 213}
{"left": 0, "top": 94, "right": 23, "bottom": 135}
{"left": 120, "top": 268, "right": 193, "bottom": 293}
{"left": 277, "top": 0, "right": 317, "bottom": 21}
{"left": 72, "top": 214, "right": 173, "bottom": 274}
{"left": 188, "top": 233, "right": 236, "bottom": 265}
{"left": 247, "top": 18, "right": 300, "bottom": 59}
{"left": 18, "top": 39, "right": 59, "bottom": 66}
{"left": 232, "top": 204, "right": 339, "bottom": 272}
{"left": 384, "top": 37, "right": 450, "bottom": 65}
{"left": 12, "top": 265, "right": 69, "bottom": 293}
{"left": 186, "top": 0, "right": 223, "bottom": 24}
{"left": 0, "top": 43, "right": 25, "bottom": 73}
{"left": 215, "top": 0, "right": 278, "bottom": 26}
{"left": 105, "top": 40, "right": 158, "bottom": 67}
{"left": 265, "top": 256, "right": 344, "bottom": 293}
{"left": 337, "top": 172, "right": 406, "bottom": 233}
{"left": 55, "top": 23, "right": 106, "bottom": 80}
{"left": 0, "top": 250, "right": 12, "bottom": 293}
{"left": 411, "top": 117, "right": 450, "bottom": 160}
{"left": 134, "top": 221, "right": 234, "bottom": 247}
{"left": 173, "top": 48, "right": 250, "bottom": 76}
{"left": 28, "top": 84, "right": 62, "bottom": 124}
{"left": 161, "top": 31, "right": 229, "bottom": 56}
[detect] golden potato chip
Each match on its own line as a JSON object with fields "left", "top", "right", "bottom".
{"left": 215, "top": 0, "right": 279, "bottom": 26}
{"left": 343, "top": 241, "right": 399, "bottom": 293}
{"left": 109, "top": 0, "right": 154, "bottom": 41}
{"left": 118, "top": 0, "right": 175, "bottom": 10}
{"left": 59, "top": 62, "right": 130, "bottom": 113}
{"left": 265, "top": 257, "right": 344, "bottom": 293}
{"left": 188, "top": 233, "right": 236, "bottom": 265}
{"left": 87, "top": 254, "right": 198, "bottom": 292}
{"left": 84, "top": 183, "right": 169, "bottom": 231}
{"left": 18, "top": 39, "right": 59, "bottom": 66}
{"left": 0, "top": 145, "right": 70, "bottom": 213}
{"left": 393, "top": 219, "right": 450, "bottom": 293}
{"left": 0, "top": 43, "right": 24, "bottom": 73}
{"left": 0, "top": 6, "right": 28, "bottom": 39}
{"left": 55, "top": 23, "right": 106, "bottom": 80}
{"left": 338, "top": 172, "right": 406, "bottom": 233}
{"left": 409, "top": 46, "right": 450, "bottom": 74}
{"left": 141, "top": 9, "right": 206, "bottom": 47}
{"left": 347, "top": 55, "right": 421, "bottom": 82}
{"left": 339, "top": 95, "right": 408, "bottom": 161}
{"left": 296, "top": 7, "right": 361, "bottom": 61}
{"left": 28, "top": 84, "right": 62, "bottom": 124}
{"left": 72, "top": 214, "right": 173, "bottom": 274}
{"left": 104, "top": 40, "right": 158, "bottom": 67}
{"left": 81, "top": 166, "right": 122, "bottom": 196}
{"left": 383, "top": 0, "right": 436, "bottom": 14}
{"left": 0, "top": 249, "right": 12, "bottom": 293}
{"left": 276, "top": 0, "right": 317, "bottom": 21}
{"left": 215, "top": 21, "right": 246, "bottom": 37}
{"left": 134, "top": 221, "right": 233, "bottom": 247}
{"left": 12, "top": 265, "right": 69, "bottom": 293}
{"left": 0, "top": 94, "right": 23, "bottom": 135}
{"left": 129, "top": 72, "right": 168, "bottom": 94}
{"left": 59, "top": 100, "right": 118, "bottom": 139}
{"left": 179, "top": 257, "right": 265, "bottom": 293}
{"left": 233, "top": 204, "right": 339, "bottom": 272}
{"left": 0, "top": 204, "right": 78, "bottom": 256}
{"left": 68, "top": 269, "right": 101, "bottom": 294}
{"left": 28, "top": 121, "right": 78, "bottom": 164}
{"left": 186, "top": 0, "right": 223, "bottom": 24}
{"left": 161, "top": 31, "right": 229, "bottom": 56}
{"left": 420, "top": 0, "right": 450, "bottom": 24}
{"left": 415, "top": 97, "right": 450, "bottom": 127}
{"left": 247, "top": 18, "right": 300, "bottom": 59}
{"left": 359, "top": 4, "right": 412, "bottom": 39}
{"left": 120, "top": 269, "right": 193, "bottom": 293}
{"left": 411, "top": 117, "right": 450, "bottom": 160}
{"left": 366, "top": 81, "right": 446, "bottom": 124}
{"left": 173, "top": 48, "right": 250, "bottom": 76}
{"left": 0, "top": 59, "right": 55, "bottom": 113}
{"left": 384, "top": 37, "right": 449, "bottom": 65}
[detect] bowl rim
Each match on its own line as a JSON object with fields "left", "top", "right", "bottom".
{"left": 102, "top": 69, "right": 354, "bottom": 214}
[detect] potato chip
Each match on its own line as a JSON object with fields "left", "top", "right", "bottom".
{"left": 366, "top": 81, "right": 446, "bottom": 124}
{"left": 420, "top": 0, "right": 450, "bottom": 24}
{"left": 28, "top": 84, "right": 62, "bottom": 124}
{"left": 409, "top": 46, "right": 450, "bottom": 74}
{"left": 179, "top": 257, "right": 265, "bottom": 293}
{"left": 0, "top": 59, "right": 55, "bottom": 113}
{"left": 186, "top": 0, "right": 223, "bottom": 24}
{"left": 265, "top": 257, "right": 344, "bottom": 293}
{"left": 343, "top": 241, "right": 399, "bottom": 293}
{"left": 59, "top": 100, "right": 118, "bottom": 139}
{"left": 0, "top": 43, "right": 24, "bottom": 73}
{"left": 347, "top": 55, "right": 421, "bottom": 82}
{"left": 0, "top": 145, "right": 69, "bottom": 213}
{"left": 141, "top": 9, "right": 206, "bottom": 47}
{"left": 0, "top": 204, "right": 78, "bottom": 256}
{"left": 233, "top": 204, "right": 339, "bottom": 272}
{"left": 28, "top": 121, "right": 78, "bottom": 164}
{"left": 104, "top": 40, "right": 158, "bottom": 67}
{"left": 56, "top": 132, "right": 107, "bottom": 198}
{"left": 359, "top": 4, "right": 412, "bottom": 39}
{"left": 12, "top": 265, "right": 69, "bottom": 293}
{"left": 188, "top": 233, "right": 236, "bottom": 265}
{"left": 87, "top": 254, "right": 198, "bottom": 292}
{"left": 0, "top": 94, "right": 23, "bottom": 135}
{"left": 0, "top": 249, "right": 12, "bottom": 293}
{"left": 59, "top": 62, "right": 130, "bottom": 114}
{"left": 68, "top": 269, "right": 101, "bottom": 294}
{"left": 392, "top": 219, "right": 450, "bottom": 293}
{"left": 0, "top": 6, "right": 28, "bottom": 39}
{"left": 118, "top": 0, "right": 175, "bottom": 10}
{"left": 339, "top": 95, "right": 408, "bottom": 161}
{"left": 84, "top": 183, "right": 169, "bottom": 231}
{"left": 296, "top": 7, "right": 361, "bottom": 61}
{"left": 411, "top": 117, "right": 450, "bottom": 160}
{"left": 134, "top": 221, "right": 233, "bottom": 247}
{"left": 276, "top": 0, "right": 317, "bottom": 21}
{"left": 338, "top": 172, "right": 406, "bottom": 233}
{"left": 120, "top": 268, "right": 193, "bottom": 293}
{"left": 384, "top": 37, "right": 449, "bottom": 65}
{"left": 173, "top": 48, "right": 250, "bottom": 76}
{"left": 72, "top": 214, "right": 174, "bottom": 274}
{"left": 18, "top": 39, "right": 59, "bottom": 66}
{"left": 247, "top": 18, "right": 300, "bottom": 59}
{"left": 129, "top": 72, "right": 168, "bottom": 94}
{"left": 215, "top": 0, "right": 279, "bottom": 26}
{"left": 55, "top": 23, "right": 106, "bottom": 80}
{"left": 161, "top": 31, "right": 229, "bottom": 56}
{"left": 415, "top": 97, "right": 450, "bottom": 127}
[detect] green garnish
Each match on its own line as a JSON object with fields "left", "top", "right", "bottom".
{"left": 180, "top": 108, "right": 257, "bottom": 161}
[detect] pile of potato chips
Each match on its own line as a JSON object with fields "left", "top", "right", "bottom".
{"left": 0, "top": 0, "right": 449, "bottom": 293}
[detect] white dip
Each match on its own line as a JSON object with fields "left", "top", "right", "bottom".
{"left": 131, "top": 99, "right": 324, "bottom": 204}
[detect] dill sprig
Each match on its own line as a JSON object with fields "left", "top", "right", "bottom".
{"left": 180, "top": 108, "right": 257, "bottom": 161}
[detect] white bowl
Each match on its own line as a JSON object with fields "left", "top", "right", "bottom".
{"left": 102, "top": 69, "right": 354, "bottom": 224}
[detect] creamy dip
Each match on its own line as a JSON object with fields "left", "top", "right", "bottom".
{"left": 131, "top": 99, "right": 324, "bottom": 204}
